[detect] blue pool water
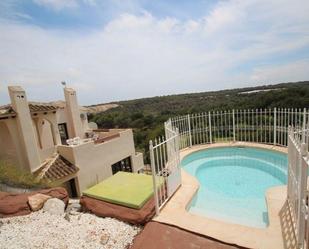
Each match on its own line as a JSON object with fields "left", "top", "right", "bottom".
{"left": 181, "top": 147, "right": 287, "bottom": 228}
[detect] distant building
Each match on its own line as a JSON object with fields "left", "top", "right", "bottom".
{"left": 0, "top": 86, "right": 144, "bottom": 196}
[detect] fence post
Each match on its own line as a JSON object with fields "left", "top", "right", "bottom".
{"left": 232, "top": 109, "right": 236, "bottom": 142}
{"left": 287, "top": 126, "right": 291, "bottom": 200}
{"left": 187, "top": 114, "right": 192, "bottom": 147}
{"left": 274, "top": 108, "right": 277, "bottom": 145}
{"left": 302, "top": 108, "right": 306, "bottom": 143}
{"left": 149, "top": 140, "right": 159, "bottom": 216}
{"left": 208, "top": 111, "right": 212, "bottom": 143}
{"left": 164, "top": 121, "right": 168, "bottom": 139}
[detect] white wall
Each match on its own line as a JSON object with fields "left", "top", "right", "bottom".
{"left": 57, "top": 129, "right": 144, "bottom": 192}
{"left": 0, "top": 121, "right": 18, "bottom": 165}
{"left": 57, "top": 108, "right": 89, "bottom": 139}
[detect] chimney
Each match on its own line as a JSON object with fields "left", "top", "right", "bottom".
{"left": 63, "top": 87, "right": 84, "bottom": 138}
{"left": 8, "top": 86, "right": 41, "bottom": 172}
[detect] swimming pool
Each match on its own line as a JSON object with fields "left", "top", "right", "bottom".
{"left": 181, "top": 147, "right": 287, "bottom": 228}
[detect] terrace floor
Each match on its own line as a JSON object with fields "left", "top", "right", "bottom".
{"left": 130, "top": 221, "right": 248, "bottom": 249}
{"left": 153, "top": 142, "right": 297, "bottom": 249}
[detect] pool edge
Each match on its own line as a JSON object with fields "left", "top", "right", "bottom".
{"left": 152, "top": 142, "right": 288, "bottom": 249}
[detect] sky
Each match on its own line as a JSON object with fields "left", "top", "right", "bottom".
{"left": 0, "top": 0, "right": 308, "bottom": 105}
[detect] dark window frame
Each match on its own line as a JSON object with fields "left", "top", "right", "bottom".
{"left": 111, "top": 157, "right": 132, "bottom": 175}
{"left": 58, "top": 123, "right": 69, "bottom": 145}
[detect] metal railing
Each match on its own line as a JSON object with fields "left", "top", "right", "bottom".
{"left": 287, "top": 127, "right": 309, "bottom": 249}
{"left": 149, "top": 107, "right": 309, "bottom": 248}
{"left": 149, "top": 123, "right": 181, "bottom": 214}
{"left": 169, "top": 108, "right": 308, "bottom": 149}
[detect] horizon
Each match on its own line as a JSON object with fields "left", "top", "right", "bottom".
{"left": 0, "top": 0, "right": 309, "bottom": 105}
{"left": 1, "top": 80, "right": 307, "bottom": 107}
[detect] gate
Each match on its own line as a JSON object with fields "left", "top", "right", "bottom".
{"left": 149, "top": 122, "right": 181, "bottom": 215}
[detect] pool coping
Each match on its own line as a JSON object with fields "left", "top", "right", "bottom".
{"left": 153, "top": 142, "right": 289, "bottom": 249}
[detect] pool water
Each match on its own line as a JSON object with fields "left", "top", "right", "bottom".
{"left": 181, "top": 147, "right": 287, "bottom": 228}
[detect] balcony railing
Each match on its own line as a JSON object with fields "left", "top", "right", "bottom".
{"left": 65, "top": 129, "right": 126, "bottom": 146}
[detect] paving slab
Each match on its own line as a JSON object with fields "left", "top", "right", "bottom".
{"left": 130, "top": 221, "right": 249, "bottom": 249}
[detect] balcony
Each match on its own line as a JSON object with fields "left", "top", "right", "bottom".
{"left": 64, "top": 129, "right": 127, "bottom": 146}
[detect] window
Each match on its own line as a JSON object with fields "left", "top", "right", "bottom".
{"left": 58, "top": 123, "right": 69, "bottom": 145}
{"left": 111, "top": 157, "right": 132, "bottom": 175}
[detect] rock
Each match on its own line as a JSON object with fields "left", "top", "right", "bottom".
{"left": 65, "top": 201, "right": 81, "bottom": 216}
{"left": 69, "top": 210, "right": 80, "bottom": 216}
{"left": 100, "top": 232, "right": 110, "bottom": 245}
{"left": 66, "top": 202, "right": 81, "bottom": 213}
{"left": 0, "top": 187, "right": 69, "bottom": 218}
{"left": 43, "top": 198, "right": 65, "bottom": 215}
{"left": 28, "top": 194, "right": 51, "bottom": 211}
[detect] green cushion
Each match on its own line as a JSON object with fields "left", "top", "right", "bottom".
{"left": 82, "top": 172, "right": 154, "bottom": 209}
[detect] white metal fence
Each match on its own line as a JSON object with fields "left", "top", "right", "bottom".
{"left": 149, "top": 107, "right": 309, "bottom": 247}
{"left": 287, "top": 127, "right": 309, "bottom": 249}
{"left": 149, "top": 121, "right": 181, "bottom": 214}
{"left": 169, "top": 108, "right": 309, "bottom": 149}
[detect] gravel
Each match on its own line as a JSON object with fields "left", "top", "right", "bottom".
{"left": 0, "top": 210, "right": 141, "bottom": 249}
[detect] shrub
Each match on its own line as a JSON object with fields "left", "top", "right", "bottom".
{"left": 0, "top": 160, "right": 51, "bottom": 189}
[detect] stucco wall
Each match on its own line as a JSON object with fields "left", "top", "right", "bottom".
{"left": 57, "top": 129, "right": 144, "bottom": 192}
{"left": 0, "top": 119, "right": 29, "bottom": 170}
{"left": 39, "top": 119, "right": 54, "bottom": 149}
{"left": 56, "top": 108, "right": 73, "bottom": 138}
{"left": 80, "top": 111, "right": 89, "bottom": 133}
{"left": 57, "top": 108, "right": 89, "bottom": 139}
{"left": 31, "top": 113, "right": 60, "bottom": 165}
{"left": 0, "top": 121, "right": 18, "bottom": 165}
{"left": 131, "top": 152, "right": 144, "bottom": 172}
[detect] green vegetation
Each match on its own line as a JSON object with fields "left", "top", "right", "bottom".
{"left": 89, "top": 81, "right": 309, "bottom": 161}
{"left": 0, "top": 160, "right": 51, "bottom": 189}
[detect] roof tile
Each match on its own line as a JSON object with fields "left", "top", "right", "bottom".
{"left": 38, "top": 155, "right": 79, "bottom": 182}
{"left": 0, "top": 103, "right": 57, "bottom": 118}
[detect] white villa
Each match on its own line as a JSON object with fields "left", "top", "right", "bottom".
{"left": 0, "top": 86, "right": 144, "bottom": 196}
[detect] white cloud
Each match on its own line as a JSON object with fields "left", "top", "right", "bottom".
{"left": 204, "top": 0, "right": 247, "bottom": 34}
{"left": 33, "top": 0, "right": 78, "bottom": 11}
{"left": 250, "top": 60, "right": 309, "bottom": 83}
{"left": 0, "top": 0, "right": 308, "bottom": 105}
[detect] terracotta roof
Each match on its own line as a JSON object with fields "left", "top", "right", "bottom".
{"left": 37, "top": 155, "right": 79, "bottom": 182}
{"left": 28, "top": 103, "right": 57, "bottom": 113}
{"left": 0, "top": 102, "right": 57, "bottom": 118}
{"left": 0, "top": 105, "right": 16, "bottom": 118}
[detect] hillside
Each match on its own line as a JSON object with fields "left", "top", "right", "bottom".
{"left": 88, "top": 81, "right": 309, "bottom": 159}
{"left": 86, "top": 103, "right": 119, "bottom": 114}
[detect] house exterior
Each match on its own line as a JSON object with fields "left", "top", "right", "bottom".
{"left": 0, "top": 86, "right": 144, "bottom": 196}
